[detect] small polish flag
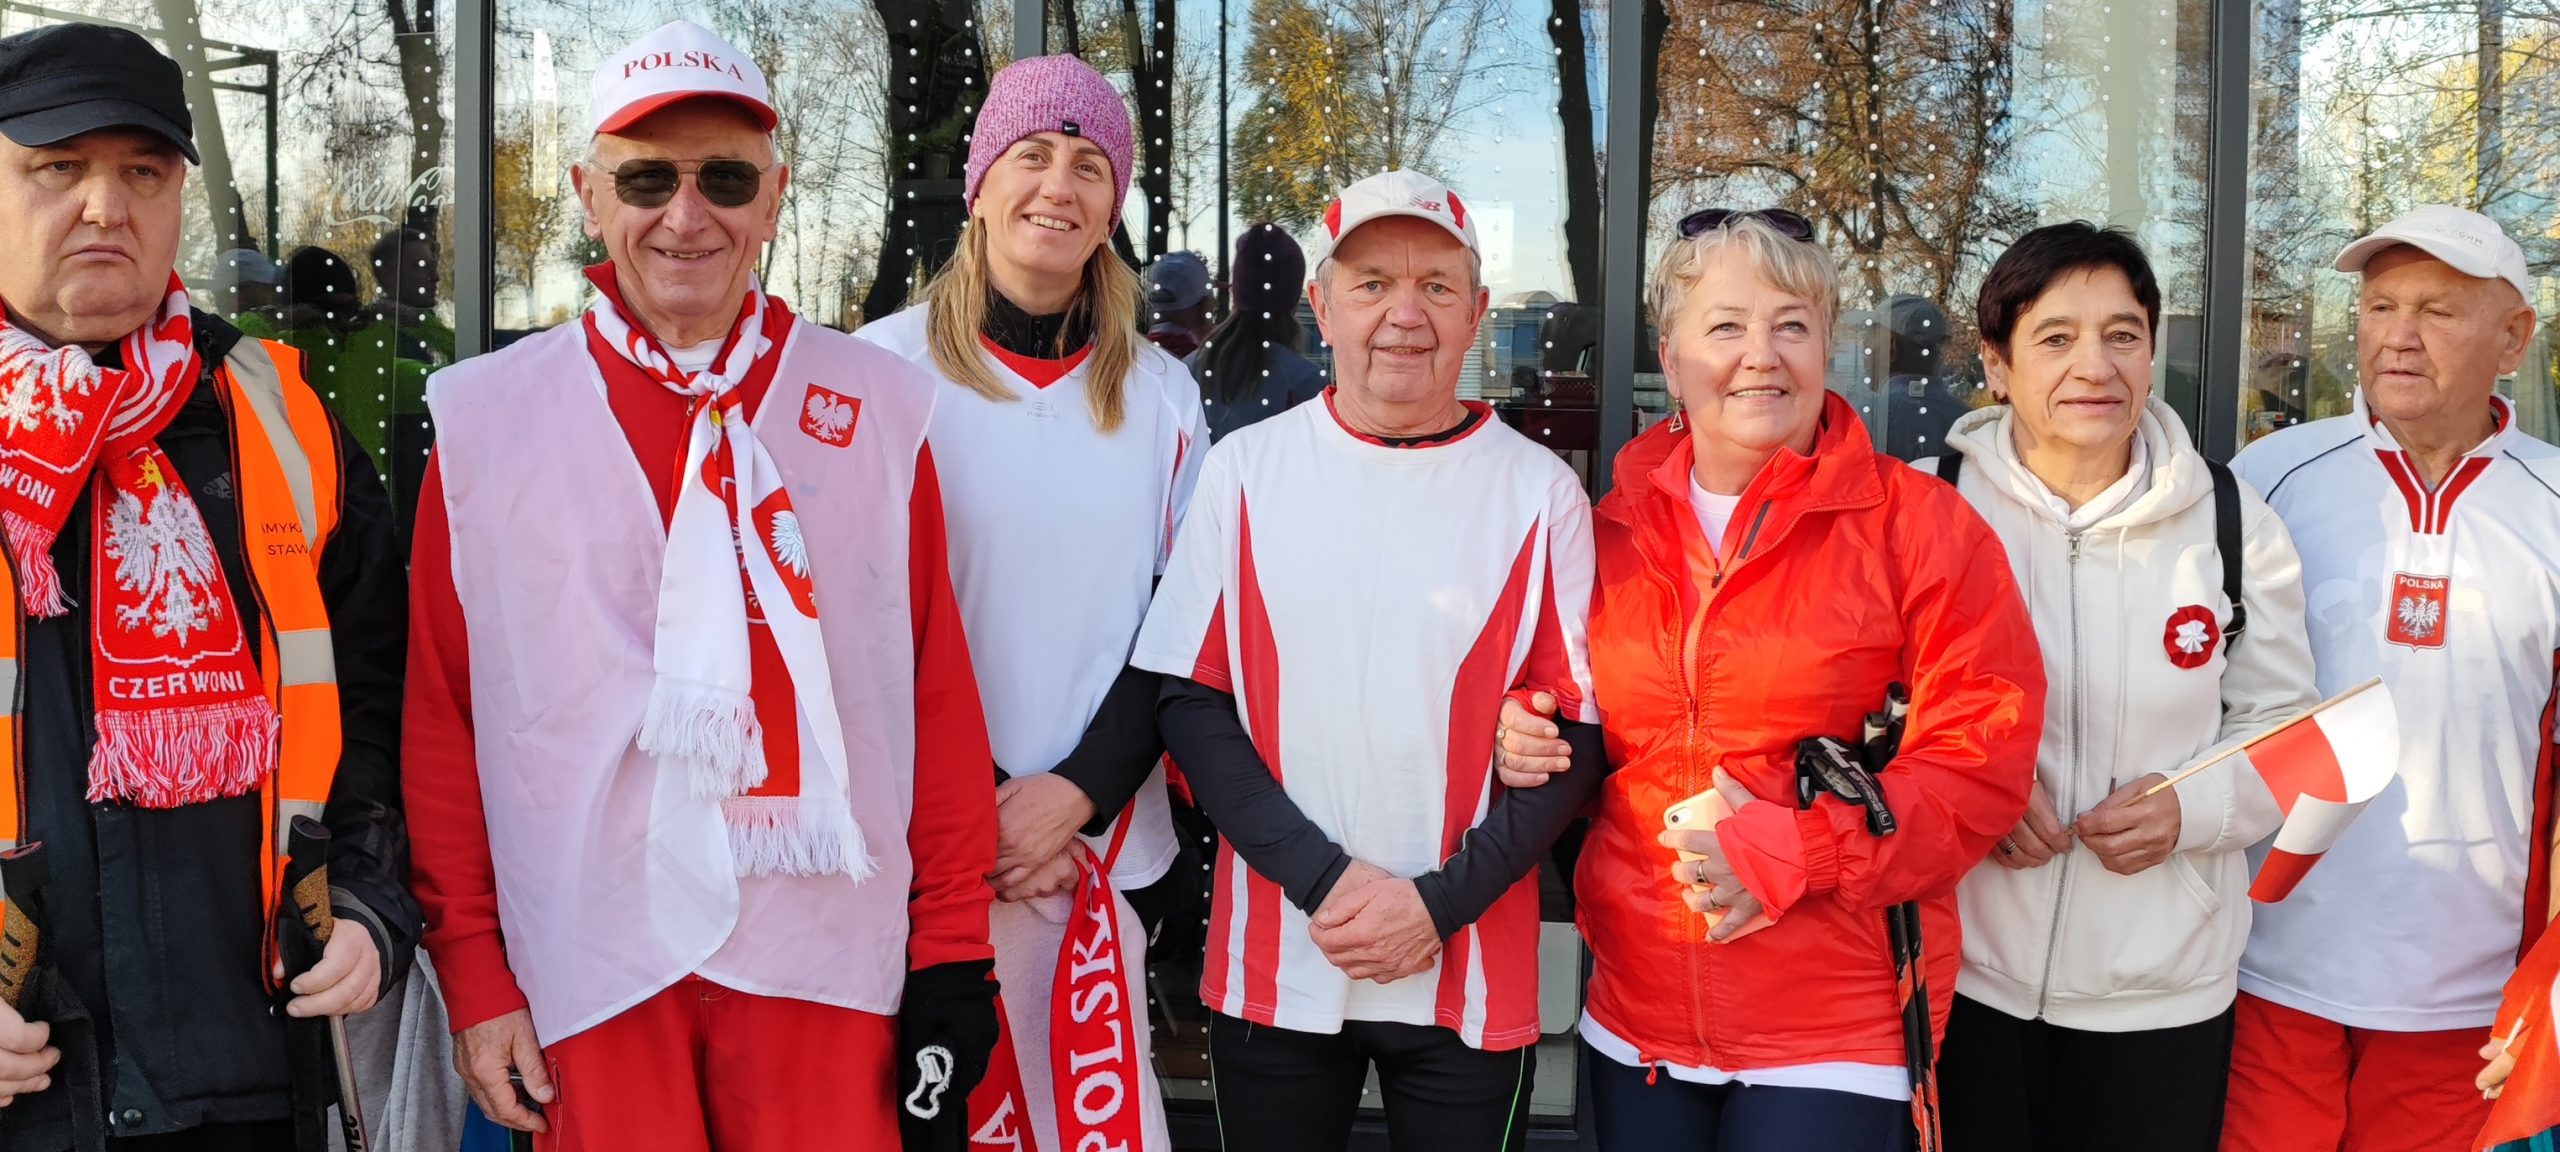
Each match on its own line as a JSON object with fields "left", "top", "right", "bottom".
{"left": 2478, "top": 925, "right": 2560, "bottom": 1149}
{"left": 2245, "top": 678, "right": 2400, "bottom": 903}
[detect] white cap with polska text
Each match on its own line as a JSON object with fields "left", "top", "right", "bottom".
{"left": 588, "top": 20, "right": 777, "bottom": 139}
{"left": 2335, "top": 204, "right": 2534, "bottom": 307}
{"left": 1312, "top": 170, "right": 1480, "bottom": 273}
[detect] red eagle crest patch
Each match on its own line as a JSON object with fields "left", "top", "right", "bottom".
{"left": 2386, "top": 573, "right": 2449, "bottom": 650}
{"left": 798, "top": 384, "right": 861, "bottom": 447}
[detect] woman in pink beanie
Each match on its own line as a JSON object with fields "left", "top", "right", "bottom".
{"left": 856, "top": 52, "right": 1199, "bottom": 1152}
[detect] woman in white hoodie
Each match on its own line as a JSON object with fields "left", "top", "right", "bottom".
{"left": 1927, "top": 223, "right": 2321, "bottom": 1151}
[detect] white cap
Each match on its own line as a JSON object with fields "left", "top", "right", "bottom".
{"left": 588, "top": 20, "right": 776, "bottom": 139}
{"left": 2335, "top": 204, "right": 2534, "bottom": 305}
{"left": 1312, "top": 170, "right": 1479, "bottom": 271}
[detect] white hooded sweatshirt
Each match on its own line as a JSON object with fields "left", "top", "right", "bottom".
{"left": 1927, "top": 397, "right": 2321, "bottom": 1032}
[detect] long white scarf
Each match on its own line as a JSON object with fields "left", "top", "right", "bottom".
{"left": 584, "top": 271, "right": 870, "bottom": 879}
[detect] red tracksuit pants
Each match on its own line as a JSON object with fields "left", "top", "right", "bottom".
{"left": 2220, "top": 992, "right": 2492, "bottom": 1152}
{"left": 534, "top": 976, "right": 899, "bottom": 1151}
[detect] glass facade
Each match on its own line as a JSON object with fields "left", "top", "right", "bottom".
{"left": 2243, "top": 0, "right": 2560, "bottom": 445}
{"left": 10, "top": 0, "right": 2554, "bottom": 1144}
{"left": 0, "top": 0, "right": 460, "bottom": 526}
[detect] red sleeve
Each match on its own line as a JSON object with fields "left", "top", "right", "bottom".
{"left": 905, "top": 445, "right": 997, "bottom": 970}
{"left": 1720, "top": 479, "right": 2046, "bottom": 916}
{"left": 402, "top": 454, "right": 532, "bottom": 1032}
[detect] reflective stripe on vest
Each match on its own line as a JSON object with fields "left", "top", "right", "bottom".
{"left": 0, "top": 339, "right": 343, "bottom": 869}
{"left": 220, "top": 340, "right": 343, "bottom": 870}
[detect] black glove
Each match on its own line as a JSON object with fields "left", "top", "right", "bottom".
{"left": 897, "top": 958, "right": 1000, "bottom": 1152}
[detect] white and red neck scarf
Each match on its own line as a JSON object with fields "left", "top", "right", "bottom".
{"left": 967, "top": 822, "right": 1144, "bottom": 1152}
{"left": 581, "top": 264, "right": 871, "bottom": 880}
{"left": 0, "top": 276, "right": 279, "bottom": 807}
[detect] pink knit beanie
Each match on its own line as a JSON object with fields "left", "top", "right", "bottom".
{"left": 964, "top": 54, "right": 1135, "bottom": 222}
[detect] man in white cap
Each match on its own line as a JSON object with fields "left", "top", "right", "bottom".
{"left": 1131, "top": 170, "right": 1607, "bottom": 1151}
{"left": 2222, "top": 204, "right": 2552, "bottom": 1152}
{"left": 402, "top": 20, "right": 999, "bottom": 1150}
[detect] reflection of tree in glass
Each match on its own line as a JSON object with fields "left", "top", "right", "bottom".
{"left": 1648, "top": 0, "right": 2033, "bottom": 308}
{"left": 2248, "top": 0, "right": 2559, "bottom": 429}
{"left": 862, "top": 0, "right": 992, "bottom": 321}
{"left": 1229, "top": 0, "right": 1523, "bottom": 229}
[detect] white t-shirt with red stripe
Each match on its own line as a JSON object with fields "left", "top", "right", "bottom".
{"left": 856, "top": 307, "right": 1206, "bottom": 890}
{"left": 1131, "top": 395, "right": 1598, "bottom": 1050}
{"left": 2232, "top": 392, "right": 2560, "bottom": 1031}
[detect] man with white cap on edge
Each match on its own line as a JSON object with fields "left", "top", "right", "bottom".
{"left": 2222, "top": 205, "right": 2554, "bottom": 1152}
{"left": 1131, "top": 169, "right": 1608, "bottom": 1152}
{"left": 403, "top": 19, "right": 999, "bottom": 1150}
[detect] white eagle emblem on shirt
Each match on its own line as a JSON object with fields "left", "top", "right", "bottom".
{"left": 2173, "top": 619, "right": 2211, "bottom": 655}
{"left": 804, "top": 392, "right": 856, "bottom": 440}
{"left": 2396, "top": 594, "right": 2443, "bottom": 639}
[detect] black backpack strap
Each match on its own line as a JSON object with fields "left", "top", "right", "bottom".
{"left": 2207, "top": 458, "right": 2247, "bottom": 642}
{"left": 1934, "top": 451, "right": 1963, "bottom": 486}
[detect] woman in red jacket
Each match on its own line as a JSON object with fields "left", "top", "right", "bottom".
{"left": 1498, "top": 210, "right": 2045, "bottom": 1150}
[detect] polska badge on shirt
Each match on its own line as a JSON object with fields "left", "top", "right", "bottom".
{"left": 2163, "top": 605, "right": 2220, "bottom": 669}
{"left": 2387, "top": 572, "right": 2449, "bottom": 649}
{"left": 798, "top": 384, "right": 861, "bottom": 447}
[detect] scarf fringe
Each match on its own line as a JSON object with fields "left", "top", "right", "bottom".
{"left": 637, "top": 676, "right": 768, "bottom": 799}
{"left": 723, "top": 795, "right": 876, "bottom": 881}
{"left": 87, "top": 698, "right": 279, "bottom": 807}
{"left": 1, "top": 511, "right": 68, "bottom": 617}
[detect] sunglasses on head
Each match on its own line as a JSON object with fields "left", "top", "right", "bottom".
{"left": 598, "top": 158, "right": 770, "bottom": 208}
{"left": 1678, "top": 207, "right": 1816, "bottom": 241}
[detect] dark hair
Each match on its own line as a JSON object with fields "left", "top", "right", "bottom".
{"left": 285, "top": 246, "right": 360, "bottom": 309}
{"left": 369, "top": 225, "right": 433, "bottom": 278}
{"left": 1197, "top": 222, "right": 1307, "bottom": 405}
{"left": 1975, "top": 221, "right": 2162, "bottom": 356}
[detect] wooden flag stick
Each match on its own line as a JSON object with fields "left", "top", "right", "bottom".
{"left": 2139, "top": 676, "right": 2385, "bottom": 799}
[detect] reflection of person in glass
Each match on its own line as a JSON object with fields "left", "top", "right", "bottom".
{"left": 1495, "top": 209, "right": 2043, "bottom": 1152}
{"left": 365, "top": 225, "right": 454, "bottom": 368}
{"left": 401, "top": 20, "right": 997, "bottom": 1151}
{"left": 0, "top": 20, "right": 414, "bottom": 1147}
{"left": 2232, "top": 206, "right": 2551, "bottom": 1152}
{"left": 1877, "top": 294, "right": 1966, "bottom": 460}
{"left": 1921, "top": 223, "right": 2321, "bottom": 1152}
{"left": 211, "top": 246, "right": 283, "bottom": 333}
{"left": 1135, "top": 169, "right": 1606, "bottom": 1152}
{"left": 853, "top": 53, "right": 1191, "bottom": 1152}
{"left": 1190, "top": 222, "right": 1327, "bottom": 443}
{"left": 1142, "top": 250, "right": 1215, "bottom": 359}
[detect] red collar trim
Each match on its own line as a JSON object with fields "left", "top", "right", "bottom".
{"left": 1320, "top": 386, "right": 1493, "bottom": 449}
{"left": 981, "top": 335, "right": 1091, "bottom": 388}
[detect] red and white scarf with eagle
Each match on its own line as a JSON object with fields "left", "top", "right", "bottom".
{"left": 581, "top": 265, "right": 869, "bottom": 879}
{"left": 0, "top": 276, "right": 278, "bottom": 807}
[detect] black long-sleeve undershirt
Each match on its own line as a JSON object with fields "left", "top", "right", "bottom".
{"left": 1159, "top": 675, "right": 1604, "bottom": 937}
{"left": 993, "top": 663, "right": 1166, "bottom": 837}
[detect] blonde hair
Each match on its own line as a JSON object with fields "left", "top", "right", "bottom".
{"left": 921, "top": 224, "right": 1143, "bottom": 433}
{"left": 1646, "top": 216, "right": 1841, "bottom": 340}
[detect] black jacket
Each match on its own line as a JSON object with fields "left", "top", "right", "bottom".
{"left": 1, "top": 313, "right": 417, "bottom": 1150}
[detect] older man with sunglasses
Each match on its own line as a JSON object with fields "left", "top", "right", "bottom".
{"left": 402, "top": 20, "right": 1000, "bottom": 1151}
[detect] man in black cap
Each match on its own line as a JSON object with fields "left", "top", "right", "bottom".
{"left": 0, "top": 22, "right": 414, "bottom": 1151}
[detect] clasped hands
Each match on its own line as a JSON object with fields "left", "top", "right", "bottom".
{"left": 1992, "top": 775, "right": 2181, "bottom": 877}
{"left": 1309, "top": 861, "right": 1441, "bottom": 984}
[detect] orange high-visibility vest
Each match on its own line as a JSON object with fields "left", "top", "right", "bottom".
{"left": 0, "top": 338, "right": 343, "bottom": 924}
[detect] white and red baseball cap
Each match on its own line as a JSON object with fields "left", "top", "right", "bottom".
{"left": 2335, "top": 204, "right": 2534, "bottom": 306}
{"left": 588, "top": 20, "right": 776, "bottom": 139}
{"left": 1312, "top": 170, "right": 1479, "bottom": 269}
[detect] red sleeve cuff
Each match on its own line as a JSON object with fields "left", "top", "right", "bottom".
{"left": 1717, "top": 801, "right": 1826, "bottom": 917}
{"left": 1792, "top": 807, "right": 1841, "bottom": 897}
{"left": 429, "top": 933, "right": 531, "bottom": 1033}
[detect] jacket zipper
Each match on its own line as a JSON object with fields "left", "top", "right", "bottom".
{"left": 2034, "top": 530, "right": 2086, "bottom": 1017}
{"left": 1682, "top": 498, "right": 1772, "bottom": 1057}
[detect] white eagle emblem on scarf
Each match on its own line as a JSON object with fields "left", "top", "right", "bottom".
{"left": 103, "top": 464, "right": 224, "bottom": 643}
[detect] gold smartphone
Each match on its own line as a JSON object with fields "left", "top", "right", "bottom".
{"left": 1663, "top": 785, "right": 1774, "bottom": 941}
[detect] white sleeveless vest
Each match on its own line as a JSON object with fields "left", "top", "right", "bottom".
{"left": 427, "top": 317, "right": 936, "bottom": 1043}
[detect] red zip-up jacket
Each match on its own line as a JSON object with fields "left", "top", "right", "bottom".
{"left": 1576, "top": 393, "right": 2044, "bottom": 1071}
{"left": 404, "top": 360, "right": 996, "bottom": 1033}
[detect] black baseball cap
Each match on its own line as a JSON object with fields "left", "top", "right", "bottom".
{"left": 0, "top": 23, "right": 197, "bottom": 164}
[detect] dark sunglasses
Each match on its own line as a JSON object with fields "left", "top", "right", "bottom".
{"left": 600, "top": 158, "right": 770, "bottom": 208}
{"left": 1677, "top": 207, "right": 1816, "bottom": 241}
